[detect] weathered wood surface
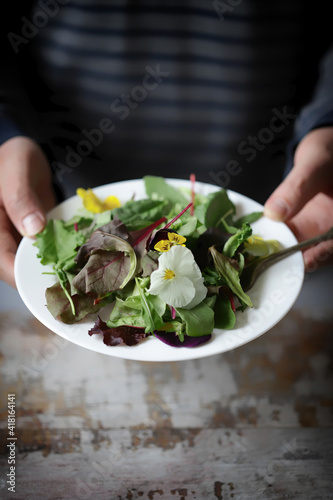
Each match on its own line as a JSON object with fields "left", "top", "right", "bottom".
{"left": 0, "top": 268, "right": 332, "bottom": 500}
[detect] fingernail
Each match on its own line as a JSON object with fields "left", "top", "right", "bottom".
{"left": 22, "top": 212, "right": 45, "bottom": 236}
{"left": 264, "top": 198, "right": 289, "bottom": 221}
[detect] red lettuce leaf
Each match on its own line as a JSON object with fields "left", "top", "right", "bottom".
{"left": 193, "top": 227, "right": 232, "bottom": 269}
{"left": 45, "top": 282, "right": 102, "bottom": 324}
{"left": 75, "top": 217, "right": 130, "bottom": 268}
{"left": 72, "top": 217, "right": 166, "bottom": 295}
{"left": 88, "top": 316, "right": 150, "bottom": 346}
{"left": 72, "top": 248, "right": 135, "bottom": 295}
{"left": 129, "top": 218, "right": 166, "bottom": 275}
{"left": 141, "top": 250, "right": 159, "bottom": 276}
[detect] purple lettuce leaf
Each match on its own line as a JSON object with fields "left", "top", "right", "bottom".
{"left": 45, "top": 282, "right": 102, "bottom": 324}
{"left": 75, "top": 217, "right": 131, "bottom": 268}
{"left": 128, "top": 219, "right": 166, "bottom": 275}
{"left": 154, "top": 331, "right": 212, "bottom": 348}
{"left": 89, "top": 316, "right": 150, "bottom": 346}
{"left": 141, "top": 250, "right": 159, "bottom": 276}
{"left": 72, "top": 218, "right": 166, "bottom": 295}
{"left": 98, "top": 217, "right": 130, "bottom": 240}
{"left": 72, "top": 248, "right": 135, "bottom": 295}
{"left": 192, "top": 227, "right": 232, "bottom": 269}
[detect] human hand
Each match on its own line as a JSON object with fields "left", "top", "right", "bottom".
{"left": 0, "top": 137, "right": 56, "bottom": 287}
{"left": 264, "top": 127, "right": 333, "bottom": 271}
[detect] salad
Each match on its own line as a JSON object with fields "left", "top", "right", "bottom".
{"left": 35, "top": 176, "right": 280, "bottom": 348}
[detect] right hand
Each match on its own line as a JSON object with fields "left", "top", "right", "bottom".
{"left": 264, "top": 127, "right": 333, "bottom": 271}
{"left": 0, "top": 136, "right": 57, "bottom": 287}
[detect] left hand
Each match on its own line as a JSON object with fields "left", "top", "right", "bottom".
{"left": 264, "top": 126, "right": 333, "bottom": 271}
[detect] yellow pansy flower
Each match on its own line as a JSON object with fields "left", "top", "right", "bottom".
{"left": 154, "top": 231, "right": 186, "bottom": 252}
{"left": 77, "top": 188, "right": 121, "bottom": 214}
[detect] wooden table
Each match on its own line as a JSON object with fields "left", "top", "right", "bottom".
{"left": 1, "top": 267, "right": 333, "bottom": 500}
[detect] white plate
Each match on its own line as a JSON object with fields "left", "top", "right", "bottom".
{"left": 14, "top": 178, "right": 304, "bottom": 362}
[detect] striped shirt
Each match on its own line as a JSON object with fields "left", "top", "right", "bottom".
{"left": 2, "top": 0, "right": 333, "bottom": 202}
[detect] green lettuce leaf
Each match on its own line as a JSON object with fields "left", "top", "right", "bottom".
{"left": 107, "top": 279, "right": 166, "bottom": 334}
{"left": 35, "top": 219, "right": 85, "bottom": 268}
{"left": 111, "top": 198, "right": 168, "bottom": 230}
{"left": 176, "top": 299, "right": 215, "bottom": 337}
{"left": 203, "top": 189, "right": 236, "bottom": 230}
{"left": 209, "top": 246, "right": 253, "bottom": 308}
{"left": 234, "top": 211, "right": 263, "bottom": 228}
{"left": 213, "top": 294, "right": 236, "bottom": 329}
{"left": 107, "top": 296, "right": 146, "bottom": 329}
{"left": 223, "top": 222, "right": 252, "bottom": 258}
{"left": 135, "top": 278, "right": 166, "bottom": 333}
{"left": 144, "top": 175, "right": 188, "bottom": 208}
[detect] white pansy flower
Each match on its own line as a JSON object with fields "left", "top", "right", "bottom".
{"left": 148, "top": 245, "right": 207, "bottom": 309}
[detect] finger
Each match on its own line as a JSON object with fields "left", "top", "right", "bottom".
{"left": 0, "top": 207, "right": 21, "bottom": 288}
{"left": 3, "top": 179, "right": 46, "bottom": 237}
{"left": 264, "top": 128, "right": 333, "bottom": 222}
{"left": 0, "top": 146, "right": 47, "bottom": 237}
{"left": 286, "top": 192, "right": 333, "bottom": 240}
{"left": 288, "top": 213, "right": 333, "bottom": 272}
{"left": 264, "top": 159, "right": 330, "bottom": 222}
{"left": 303, "top": 240, "right": 333, "bottom": 272}
{"left": 286, "top": 192, "right": 333, "bottom": 271}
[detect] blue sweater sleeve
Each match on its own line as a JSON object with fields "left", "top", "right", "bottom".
{"left": 0, "top": 1, "right": 39, "bottom": 145}
{"left": 0, "top": 62, "right": 30, "bottom": 144}
{"left": 285, "top": 43, "right": 333, "bottom": 175}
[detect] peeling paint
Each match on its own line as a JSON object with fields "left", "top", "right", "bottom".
{"left": 16, "top": 428, "right": 81, "bottom": 457}
{"left": 170, "top": 488, "right": 188, "bottom": 499}
{"left": 143, "top": 427, "right": 201, "bottom": 450}
{"left": 294, "top": 402, "right": 318, "bottom": 427}
{"left": 148, "top": 490, "right": 164, "bottom": 499}
{"left": 211, "top": 405, "right": 236, "bottom": 428}
{"left": 0, "top": 285, "right": 333, "bottom": 500}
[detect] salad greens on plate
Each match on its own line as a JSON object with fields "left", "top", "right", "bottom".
{"left": 35, "top": 176, "right": 280, "bottom": 349}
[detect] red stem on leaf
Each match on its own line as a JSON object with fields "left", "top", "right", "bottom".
{"left": 164, "top": 202, "right": 193, "bottom": 229}
{"left": 74, "top": 222, "right": 79, "bottom": 232}
{"left": 229, "top": 292, "right": 236, "bottom": 313}
{"left": 190, "top": 173, "right": 196, "bottom": 216}
{"left": 132, "top": 217, "right": 167, "bottom": 247}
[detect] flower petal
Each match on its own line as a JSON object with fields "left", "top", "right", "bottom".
{"left": 182, "top": 259, "right": 207, "bottom": 309}
{"left": 159, "top": 275, "right": 195, "bottom": 308}
{"left": 77, "top": 188, "right": 105, "bottom": 213}
{"left": 182, "top": 273, "right": 207, "bottom": 309}
{"left": 148, "top": 245, "right": 207, "bottom": 309}
{"left": 104, "top": 195, "right": 121, "bottom": 210}
{"left": 147, "top": 268, "right": 168, "bottom": 295}
{"left": 168, "top": 232, "right": 187, "bottom": 245}
{"left": 158, "top": 245, "right": 194, "bottom": 275}
{"left": 154, "top": 240, "right": 172, "bottom": 252}
{"left": 77, "top": 188, "right": 121, "bottom": 213}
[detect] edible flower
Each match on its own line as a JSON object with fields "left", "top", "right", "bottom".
{"left": 148, "top": 245, "right": 207, "bottom": 309}
{"left": 244, "top": 236, "right": 281, "bottom": 257}
{"left": 154, "top": 231, "right": 186, "bottom": 252}
{"left": 77, "top": 188, "right": 121, "bottom": 213}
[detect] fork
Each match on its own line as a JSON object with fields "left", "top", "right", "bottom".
{"left": 240, "top": 226, "right": 333, "bottom": 292}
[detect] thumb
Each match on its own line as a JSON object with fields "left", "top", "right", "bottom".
{"left": 263, "top": 163, "right": 322, "bottom": 222}
{"left": 7, "top": 187, "right": 46, "bottom": 238}
{"left": 0, "top": 138, "right": 49, "bottom": 237}
{"left": 264, "top": 128, "right": 333, "bottom": 221}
